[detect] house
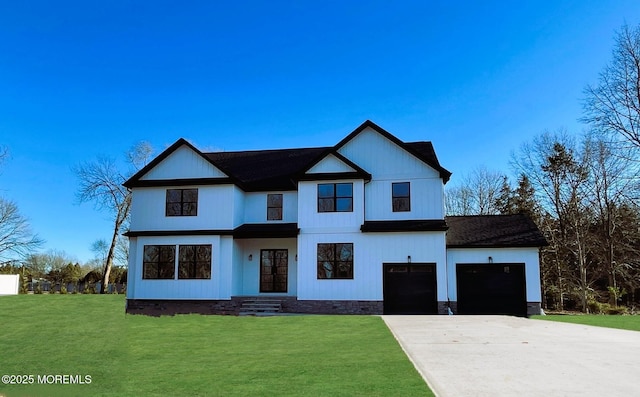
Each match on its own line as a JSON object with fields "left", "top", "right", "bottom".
{"left": 124, "top": 120, "right": 546, "bottom": 316}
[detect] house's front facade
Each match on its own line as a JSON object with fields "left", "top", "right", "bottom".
{"left": 124, "top": 121, "right": 546, "bottom": 316}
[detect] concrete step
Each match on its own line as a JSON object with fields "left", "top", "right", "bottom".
{"left": 238, "top": 298, "right": 283, "bottom": 316}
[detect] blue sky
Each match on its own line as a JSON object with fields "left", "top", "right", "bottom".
{"left": 0, "top": 1, "right": 638, "bottom": 263}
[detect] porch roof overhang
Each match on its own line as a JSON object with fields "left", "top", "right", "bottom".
{"left": 232, "top": 223, "right": 300, "bottom": 239}
{"left": 124, "top": 223, "right": 300, "bottom": 239}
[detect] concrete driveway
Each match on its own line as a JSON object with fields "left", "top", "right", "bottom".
{"left": 382, "top": 315, "right": 640, "bottom": 397}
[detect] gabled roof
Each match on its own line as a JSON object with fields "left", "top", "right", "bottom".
{"left": 335, "top": 120, "right": 452, "bottom": 183}
{"left": 123, "top": 138, "right": 234, "bottom": 188}
{"left": 445, "top": 214, "right": 548, "bottom": 248}
{"left": 124, "top": 121, "right": 451, "bottom": 191}
{"left": 297, "top": 149, "right": 372, "bottom": 182}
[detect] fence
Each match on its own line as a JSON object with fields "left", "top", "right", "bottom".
{"left": 27, "top": 281, "right": 126, "bottom": 294}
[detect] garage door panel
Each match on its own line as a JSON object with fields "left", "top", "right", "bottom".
{"left": 384, "top": 264, "right": 437, "bottom": 315}
{"left": 457, "top": 264, "right": 526, "bottom": 316}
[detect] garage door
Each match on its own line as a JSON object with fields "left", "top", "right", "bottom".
{"left": 383, "top": 264, "right": 437, "bottom": 314}
{"left": 456, "top": 264, "right": 527, "bottom": 316}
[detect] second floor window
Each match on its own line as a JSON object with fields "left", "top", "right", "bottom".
{"left": 267, "top": 194, "right": 283, "bottom": 220}
{"left": 166, "top": 188, "right": 198, "bottom": 216}
{"left": 392, "top": 182, "right": 411, "bottom": 212}
{"left": 318, "top": 183, "right": 353, "bottom": 212}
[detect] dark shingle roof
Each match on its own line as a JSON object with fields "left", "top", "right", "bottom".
{"left": 124, "top": 121, "right": 452, "bottom": 191}
{"left": 361, "top": 220, "right": 449, "bottom": 233}
{"left": 445, "top": 214, "right": 548, "bottom": 248}
{"left": 206, "top": 147, "right": 328, "bottom": 191}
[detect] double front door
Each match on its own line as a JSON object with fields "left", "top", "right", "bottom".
{"left": 260, "top": 249, "right": 288, "bottom": 293}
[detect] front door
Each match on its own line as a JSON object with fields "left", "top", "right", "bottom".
{"left": 260, "top": 249, "right": 288, "bottom": 293}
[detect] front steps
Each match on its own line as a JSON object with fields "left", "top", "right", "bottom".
{"left": 239, "top": 298, "right": 283, "bottom": 316}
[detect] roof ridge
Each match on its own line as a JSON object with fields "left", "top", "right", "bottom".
{"left": 204, "top": 145, "right": 331, "bottom": 155}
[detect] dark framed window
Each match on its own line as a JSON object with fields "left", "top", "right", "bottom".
{"left": 317, "top": 243, "right": 354, "bottom": 279}
{"left": 178, "top": 245, "right": 212, "bottom": 279}
{"left": 143, "top": 245, "right": 176, "bottom": 279}
{"left": 166, "top": 188, "right": 198, "bottom": 216}
{"left": 318, "top": 183, "right": 353, "bottom": 212}
{"left": 267, "top": 194, "right": 283, "bottom": 221}
{"left": 392, "top": 182, "right": 411, "bottom": 212}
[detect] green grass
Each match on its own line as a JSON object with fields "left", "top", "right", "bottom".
{"left": 0, "top": 295, "right": 431, "bottom": 397}
{"left": 532, "top": 314, "right": 640, "bottom": 332}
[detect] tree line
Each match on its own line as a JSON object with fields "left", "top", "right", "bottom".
{"left": 447, "top": 24, "right": 640, "bottom": 313}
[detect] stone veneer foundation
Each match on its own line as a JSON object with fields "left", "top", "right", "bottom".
{"left": 126, "top": 298, "right": 542, "bottom": 316}
{"left": 126, "top": 298, "right": 383, "bottom": 316}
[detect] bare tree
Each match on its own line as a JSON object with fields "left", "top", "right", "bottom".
{"left": 583, "top": 23, "right": 640, "bottom": 149}
{"left": 0, "top": 198, "right": 44, "bottom": 263}
{"left": 74, "top": 142, "right": 152, "bottom": 294}
{"left": 584, "top": 136, "right": 640, "bottom": 305}
{"left": 445, "top": 166, "right": 505, "bottom": 215}
{"left": 0, "top": 146, "right": 7, "bottom": 168}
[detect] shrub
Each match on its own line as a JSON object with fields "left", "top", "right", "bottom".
{"left": 83, "top": 284, "right": 96, "bottom": 294}
{"left": 587, "top": 300, "right": 601, "bottom": 314}
{"left": 602, "top": 303, "right": 628, "bottom": 315}
{"left": 60, "top": 285, "right": 67, "bottom": 294}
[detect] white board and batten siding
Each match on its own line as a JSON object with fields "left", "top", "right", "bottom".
{"left": 297, "top": 232, "right": 447, "bottom": 301}
{"left": 297, "top": 180, "right": 365, "bottom": 231}
{"left": 337, "top": 127, "right": 441, "bottom": 180}
{"left": 446, "top": 247, "right": 542, "bottom": 302}
{"left": 365, "top": 179, "right": 444, "bottom": 221}
{"left": 130, "top": 185, "right": 240, "bottom": 231}
{"left": 306, "top": 154, "right": 357, "bottom": 174}
{"left": 127, "top": 235, "right": 233, "bottom": 300}
{"left": 140, "top": 145, "right": 228, "bottom": 180}
{"left": 242, "top": 192, "right": 298, "bottom": 224}
{"left": 0, "top": 274, "right": 20, "bottom": 295}
{"left": 336, "top": 126, "right": 445, "bottom": 220}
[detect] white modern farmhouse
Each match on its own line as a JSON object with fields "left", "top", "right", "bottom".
{"left": 124, "top": 121, "right": 546, "bottom": 316}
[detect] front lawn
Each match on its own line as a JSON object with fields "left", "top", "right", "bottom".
{"left": 532, "top": 314, "right": 640, "bottom": 332}
{"left": 0, "top": 295, "right": 431, "bottom": 397}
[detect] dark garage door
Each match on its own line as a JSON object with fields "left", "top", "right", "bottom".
{"left": 384, "top": 264, "right": 437, "bottom": 314}
{"left": 456, "top": 264, "right": 527, "bottom": 317}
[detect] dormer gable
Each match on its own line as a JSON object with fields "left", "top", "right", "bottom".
{"left": 335, "top": 120, "right": 451, "bottom": 183}
{"left": 297, "top": 150, "right": 371, "bottom": 182}
{"left": 124, "top": 138, "right": 233, "bottom": 188}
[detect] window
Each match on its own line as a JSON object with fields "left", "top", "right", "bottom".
{"left": 178, "top": 245, "right": 212, "bottom": 279}
{"left": 267, "top": 194, "right": 283, "bottom": 220}
{"left": 318, "top": 183, "right": 353, "bottom": 212}
{"left": 143, "top": 245, "right": 176, "bottom": 279}
{"left": 392, "top": 182, "right": 411, "bottom": 212}
{"left": 317, "top": 243, "right": 354, "bottom": 279}
{"left": 166, "top": 188, "right": 198, "bottom": 216}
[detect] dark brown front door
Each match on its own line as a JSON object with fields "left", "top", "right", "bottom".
{"left": 260, "top": 249, "right": 288, "bottom": 293}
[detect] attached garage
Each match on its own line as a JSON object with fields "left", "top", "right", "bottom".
{"left": 446, "top": 215, "right": 548, "bottom": 316}
{"left": 456, "top": 263, "right": 527, "bottom": 316}
{"left": 383, "top": 263, "right": 437, "bottom": 314}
